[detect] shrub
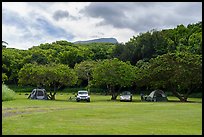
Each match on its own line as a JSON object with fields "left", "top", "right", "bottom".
{"left": 7, "top": 84, "right": 34, "bottom": 93}
{"left": 2, "top": 73, "right": 8, "bottom": 83}
{"left": 2, "top": 84, "right": 16, "bottom": 101}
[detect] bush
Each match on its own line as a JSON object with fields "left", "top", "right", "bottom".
{"left": 7, "top": 84, "right": 35, "bottom": 93}
{"left": 2, "top": 84, "right": 16, "bottom": 101}
{"left": 2, "top": 73, "right": 8, "bottom": 83}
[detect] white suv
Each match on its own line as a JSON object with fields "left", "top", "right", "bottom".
{"left": 120, "top": 91, "right": 132, "bottom": 102}
{"left": 76, "top": 90, "right": 90, "bottom": 102}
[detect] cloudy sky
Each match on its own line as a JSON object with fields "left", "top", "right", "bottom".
{"left": 2, "top": 2, "right": 202, "bottom": 50}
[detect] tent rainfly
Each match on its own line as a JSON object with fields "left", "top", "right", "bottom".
{"left": 144, "top": 90, "right": 168, "bottom": 102}
{"left": 28, "top": 88, "right": 48, "bottom": 100}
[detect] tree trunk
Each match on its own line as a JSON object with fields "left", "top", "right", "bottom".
{"left": 87, "top": 73, "right": 90, "bottom": 92}
{"left": 110, "top": 85, "right": 121, "bottom": 100}
{"left": 51, "top": 94, "right": 55, "bottom": 100}
{"left": 49, "top": 92, "right": 55, "bottom": 100}
{"left": 111, "top": 93, "right": 118, "bottom": 100}
{"left": 183, "top": 87, "right": 193, "bottom": 102}
{"left": 171, "top": 87, "right": 187, "bottom": 102}
{"left": 49, "top": 85, "right": 57, "bottom": 100}
{"left": 108, "top": 85, "right": 116, "bottom": 100}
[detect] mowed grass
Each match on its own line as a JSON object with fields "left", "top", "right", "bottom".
{"left": 2, "top": 93, "right": 202, "bottom": 135}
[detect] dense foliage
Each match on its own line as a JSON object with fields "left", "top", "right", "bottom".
{"left": 74, "top": 60, "right": 97, "bottom": 89}
{"left": 18, "top": 63, "right": 78, "bottom": 100}
{"left": 135, "top": 52, "right": 202, "bottom": 102}
{"left": 92, "top": 58, "right": 136, "bottom": 100}
{"left": 2, "top": 21, "right": 202, "bottom": 101}
{"left": 113, "top": 22, "right": 202, "bottom": 65}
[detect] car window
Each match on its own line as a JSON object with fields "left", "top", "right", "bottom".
{"left": 121, "top": 91, "right": 131, "bottom": 95}
{"left": 78, "top": 91, "right": 88, "bottom": 94}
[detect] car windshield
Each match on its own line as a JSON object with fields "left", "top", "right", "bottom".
{"left": 121, "top": 91, "right": 131, "bottom": 95}
{"left": 78, "top": 91, "right": 88, "bottom": 95}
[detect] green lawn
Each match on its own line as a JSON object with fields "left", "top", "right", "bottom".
{"left": 2, "top": 94, "right": 202, "bottom": 135}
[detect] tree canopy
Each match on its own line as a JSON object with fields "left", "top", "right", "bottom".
{"left": 18, "top": 63, "right": 78, "bottom": 100}
{"left": 92, "top": 58, "right": 136, "bottom": 100}
{"left": 2, "top": 21, "right": 202, "bottom": 101}
{"left": 135, "top": 52, "right": 202, "bottom": 101}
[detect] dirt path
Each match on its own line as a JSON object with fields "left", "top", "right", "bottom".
{"left": 2, "top": 106, "right": 77, "bottom": 118}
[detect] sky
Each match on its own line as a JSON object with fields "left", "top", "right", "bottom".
{"left": 2, "top": 2, "right": 202, "bottom": 50}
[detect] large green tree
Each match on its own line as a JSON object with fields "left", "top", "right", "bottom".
{"left": 115, "top": 22, "right": 202, "bottom": 66}
{"left": 23, "top": 49, "right": 49, "bottom": 65}
{"left": 74, "top": 60, "right": 97, "bottom": 91}
{"left": 135, "top": 52, "right": 202, "bottom": 102}
{"left": 18, "top": 63, "right": 78, "bottom": 100}
{"left": 58, "top": 47, "right": 84, "bottom": 68}
{"left": 2, "top": 48, "right": 26, "bottom": 85}
{"left": 92, "top": 58, "right": 136, "bottom": 100}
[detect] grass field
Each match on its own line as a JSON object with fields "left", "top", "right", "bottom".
{"left": 2, "top": 93, "right": 202, "bottom": 135}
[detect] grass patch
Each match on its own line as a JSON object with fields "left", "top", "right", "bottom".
{"left": 2, "top": 94, "right": 202, "bottom": 135}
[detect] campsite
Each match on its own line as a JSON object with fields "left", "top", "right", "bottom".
{"left": 2, "top": 87, "right": 202, "bottom": 135}
{"left": 2, "top": 2, "right": 202, "bottom": 135}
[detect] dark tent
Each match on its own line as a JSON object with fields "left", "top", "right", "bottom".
{"left": 144, "top": 90, "right": 168, "bottom": 102}
{"left": 28, "top": 88, "right": 48, "bottom": 100}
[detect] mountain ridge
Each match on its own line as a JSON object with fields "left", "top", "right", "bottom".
{"left": 73, "top": 38, "right": 118, "bottom": 44}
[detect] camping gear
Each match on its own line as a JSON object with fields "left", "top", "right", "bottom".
{"left": 28, "top": 88, "right": 48, "bottom": 100}
{"left": 144, "top": 90, "right": 168, "bottom": 102}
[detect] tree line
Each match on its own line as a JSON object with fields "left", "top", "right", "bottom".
{"left": 2, "top": 21, "right": 202, "bottom": 101}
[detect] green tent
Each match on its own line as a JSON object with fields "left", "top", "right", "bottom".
{"left": 144, "top": 90, "right": 168, "bottom": 102}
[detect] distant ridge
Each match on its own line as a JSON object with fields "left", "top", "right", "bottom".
{"left": 73, "top": 38, "right": 118, "bottom": 44}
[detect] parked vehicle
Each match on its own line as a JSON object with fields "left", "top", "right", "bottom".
{"left": 76, "top": 90, "right": 90, "bottom": 102}
{"left": 120, "top": 91, "right": 132, "bottom": 102}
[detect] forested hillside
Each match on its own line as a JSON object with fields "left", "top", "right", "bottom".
{"left": 2, "top": 21, "right": 202, "bottom": 101}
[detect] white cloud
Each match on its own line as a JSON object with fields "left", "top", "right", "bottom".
{"left": 2, "top": 2, "right": 202, "bottom": 50}
{"left": 2, "top": 24, "right": 37, "bottom": 49}
{"left": 2, "top": 24, "right": 60, "bottom": 49}
{"left": 2, "top": 2, "right": 30, "bottom": 17}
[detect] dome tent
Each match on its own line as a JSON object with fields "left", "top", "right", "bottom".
{"left": 28, "top": 88, "right": 48, "bottom": 100}
{"left": 145, "top": 90, "right": 168, "bottom": 102}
